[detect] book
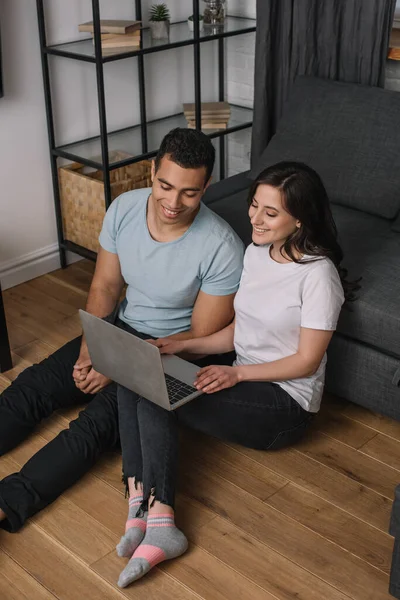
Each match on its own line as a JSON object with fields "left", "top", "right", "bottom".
{"left": 79, "top": 19, "right": 141, "bottom": 34}
{"left": 184, "top": 113, "right": 231, "bottom": 120}
{"left": 187, "top": 122, "right": 228, "bottom": 130}
{"left": 100, "top": 31, "right": 140, "bottom": 41}
{"left": 101, "top": 33, "right": 141, "bottom": 48}
{"left": 183, "top": 101, "right": 231, "bottom": 116}
{"left": 100, "top": 46, "right": 140, "bottom": 55}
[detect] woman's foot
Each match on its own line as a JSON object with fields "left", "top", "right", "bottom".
{"left": 116, "top": 486, "right": 147, "bottom": 558}
{"left": 117, "top": 512, "right": 188, "bottom": 587}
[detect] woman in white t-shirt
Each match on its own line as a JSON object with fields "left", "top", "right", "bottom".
{"left": 116, "top": 162, "right": 350, "bottom": 587}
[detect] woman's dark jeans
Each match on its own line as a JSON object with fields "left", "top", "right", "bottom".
{"left": 118, "top": 357, "right": 314, "bottom": 509}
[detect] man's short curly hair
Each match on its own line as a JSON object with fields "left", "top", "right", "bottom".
{"left": 154, "top": 128, "right": 215, "bottom": 184}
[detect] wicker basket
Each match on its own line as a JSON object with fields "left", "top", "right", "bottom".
{"left": 59, "top": 153, "right": 152, "bottom": 253}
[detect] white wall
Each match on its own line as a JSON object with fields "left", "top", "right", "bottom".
{"left": 0, "top": 0, "right": 255, "bottom": 289}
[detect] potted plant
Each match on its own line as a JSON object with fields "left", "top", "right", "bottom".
{"left": 149, "top": 3, "right": 171, "bottom": 40}
{"left": 188, "top": 14, "right": 204, "bottom": 32}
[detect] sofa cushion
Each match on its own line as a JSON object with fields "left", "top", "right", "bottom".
{"left": 393, "top": 212, "right": 400, "bottom": 233}
{"left": 209, "top": 188, "right": 253, "bottom": 248}
{"left": 249, "top": 76, "right": 400, "bottom": 220}
{"left": 325, "top": 335, "right": 400, "bottom": 422}
{"left": 203, "top": 171, "right": 251, "bottom": 207}
{"left": 332, "top": 204, "right": 400, "bottom": 357}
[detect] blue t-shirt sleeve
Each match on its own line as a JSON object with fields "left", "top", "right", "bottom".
{"left": 200, "top": 237, "right": 244, "bottom": 296}
{"left": 98, "top": 197, "right": 120, "bottom": 254}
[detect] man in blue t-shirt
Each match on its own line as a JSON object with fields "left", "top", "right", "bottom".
{"left": 0, "top": 128, "right": 244, "bottom": 533}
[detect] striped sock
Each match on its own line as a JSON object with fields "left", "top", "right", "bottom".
{"left": 116, "top": 491, "right": 147, "bottom": 558}
{"left": 117, "top": 513, "right": 188, "bottom": 587}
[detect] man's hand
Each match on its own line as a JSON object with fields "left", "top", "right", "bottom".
{"left": 73, "top": 356, "right": 92, "bottom": 384}
{"left": 194, "top": 365, "right": 240, "bottom": 394}
{"left": 75, "top": 367, "right": 112, "bottom": 395}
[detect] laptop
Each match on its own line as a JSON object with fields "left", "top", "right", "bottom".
{"left": 79, "top": 310, "right": 203, "bottom": 411}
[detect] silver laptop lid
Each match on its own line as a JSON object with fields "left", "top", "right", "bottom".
{"left": 79, "top": 310, "right": 170, "bottom": 407}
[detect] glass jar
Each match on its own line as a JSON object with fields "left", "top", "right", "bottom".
{"left": 202, "top": 0, "right": 226, "bottom": 28}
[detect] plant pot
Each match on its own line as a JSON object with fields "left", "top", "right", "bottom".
{"left": 188, "top": 17, "right": 204, "bottom": 32}
{"left": 149, "top": 20, "right": 170, "bottom": 40}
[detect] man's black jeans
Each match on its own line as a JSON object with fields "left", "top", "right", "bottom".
{"left": 0, "top": 317, "right": 151, "bottom": 533}
{"left": 118, "top": 366, "right": 314, "bottom": 509}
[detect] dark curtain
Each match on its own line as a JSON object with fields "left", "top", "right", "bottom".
{"left": 251, "top": 0, "right": 397, "bottom": 165}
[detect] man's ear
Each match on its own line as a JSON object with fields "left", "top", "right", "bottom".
{"left": 151, "top": 160, "right": 156, "bottom": 182}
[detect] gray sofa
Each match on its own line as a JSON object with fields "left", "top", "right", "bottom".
{"left": 203, "top": 76, "right": 400, "bottom": 421}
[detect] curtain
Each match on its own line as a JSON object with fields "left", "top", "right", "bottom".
{"left": 251, "top": 0, "right": 397, "bottom": 165}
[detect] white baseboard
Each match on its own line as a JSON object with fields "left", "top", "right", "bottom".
{"left": 0, "top": 244, "right": 83, "bottom": 290}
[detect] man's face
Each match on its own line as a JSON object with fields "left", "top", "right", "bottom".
{"left": 150, "top": 155, "right": 209, "bottom": 227}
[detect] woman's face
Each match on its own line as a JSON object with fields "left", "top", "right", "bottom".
{"left": 248, "top": 184, "right": 300, "bottom": 247}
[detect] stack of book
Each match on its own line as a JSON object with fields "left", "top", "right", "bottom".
{"left": 78, "top": 19, "right": 142, "bottom": 54}
{"left": 183, "top": 102, "right": 231, "bottom": 129}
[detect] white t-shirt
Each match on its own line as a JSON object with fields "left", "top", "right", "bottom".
{"left": 233, "top": 243, "right": 345, "bottom": 412}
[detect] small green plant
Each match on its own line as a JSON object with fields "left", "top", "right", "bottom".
{"left": 149, "top": 4, "right": 170, "bottom": 22}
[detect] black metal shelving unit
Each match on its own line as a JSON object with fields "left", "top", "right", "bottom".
{"left": 36, "top": 0, "right": 256, "bottom": 266}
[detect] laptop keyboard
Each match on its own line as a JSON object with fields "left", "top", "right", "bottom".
{"left": 165, "top": 373, "right": 197, "bottom": 405}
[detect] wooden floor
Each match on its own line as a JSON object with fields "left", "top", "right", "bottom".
{"left": 0, "top": 260, "right": 398, "bottom": 600}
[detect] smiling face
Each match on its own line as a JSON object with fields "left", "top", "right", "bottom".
{"left": 150, "top": 155, "right": 209, "bottom": 229}
{"left": 248, "top": 184, "right": 301, "bottom": 248}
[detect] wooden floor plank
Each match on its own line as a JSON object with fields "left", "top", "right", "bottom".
{"left": 13, "top": 340, "right": 56, "bottom": 365}
{"left": 48, "top": 264, "right": 93, "bottom": 294}
{"left": 5, "top": 307, "right": 80, "bottom": 349}
{"left": 266, "top": 482, "right": 393, "bottom": 574}
{"left": 2, "top": 352, "right": 32, "bottom": 382}
{"left": 297, "top": 431, "right": 399, "bottom": 499}
{"left": 28, "top": 275, "right": 88, "bottom": 311}
{"left": 0, "top": 522, "right": 127, "bottom": 600}
{"left": 180, "top": 461, "right": 392, "bottom": 600}
{"left": 0, "top": 374, "right": 10, "bottom": 392}
{"left": 4, "top": 283, "right": 77, "bottom": 321}
{"left": 342, "top": 403, "right": 400, "bottom": 442}
{"left": 233, "top": 442, "right": 392, "bottom": 532}
{"left": 190, "top": 516, "right": 351, "bottom": 600}
{"left": 159, "top": 543, "right": 278, "bottom": 600}
{"left": 312, "top": 405, "right": 378, "bottom": 449}
{"left": 6, "top": 321, "right": 37, "bottom": 351}
{"left": 361, "top": 434, "right": 400, "bottom": 473}
{"left": 0, "top": 549, "right": 57, "bottom": 600}
{"left": 182, "top": 430, "right": 288, "bottom": 501}
{"left": 63, "top": 472, "right": 128, "bottom": 535}
{"left": 91, "top": 550, "right": 204, "bottom": 600}
{"left": 31, "top": 496, "right": 118, "bottom": 565}
{"left": 73, "top": 259, "right": 95, "bottom": 275}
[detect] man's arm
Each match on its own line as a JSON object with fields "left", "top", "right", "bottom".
{"left": 165, "top": 290, "right": 235, "bottom": 360}
{"left": 78, "top": 247, "right": 125, "bottom": 358}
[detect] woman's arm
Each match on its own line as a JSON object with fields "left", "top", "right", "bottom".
{"left": 195, "top": 327, "right": 333, "bottom": 393}
{"left": 237, "top": 328, "right": 333, "bottom": 382}
{"left": 151, "top": 320, "right": 235, "bottom": 356}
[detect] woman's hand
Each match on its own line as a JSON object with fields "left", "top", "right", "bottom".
{"left": 194, "top": 365, "right": 240, "bottom": 394}
{"left": 146, "top": 338, "right": 189, "bottom": 355}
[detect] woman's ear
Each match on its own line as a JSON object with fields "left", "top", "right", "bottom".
{"left": 296, "top": 220, "right": 301, "bottom": 229}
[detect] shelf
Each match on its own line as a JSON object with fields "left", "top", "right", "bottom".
{"left": 54, "top": 104, "right": 253, "bottom": 168}
{"left": 46, "top": 17, "right": 256, "bottom": 63}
